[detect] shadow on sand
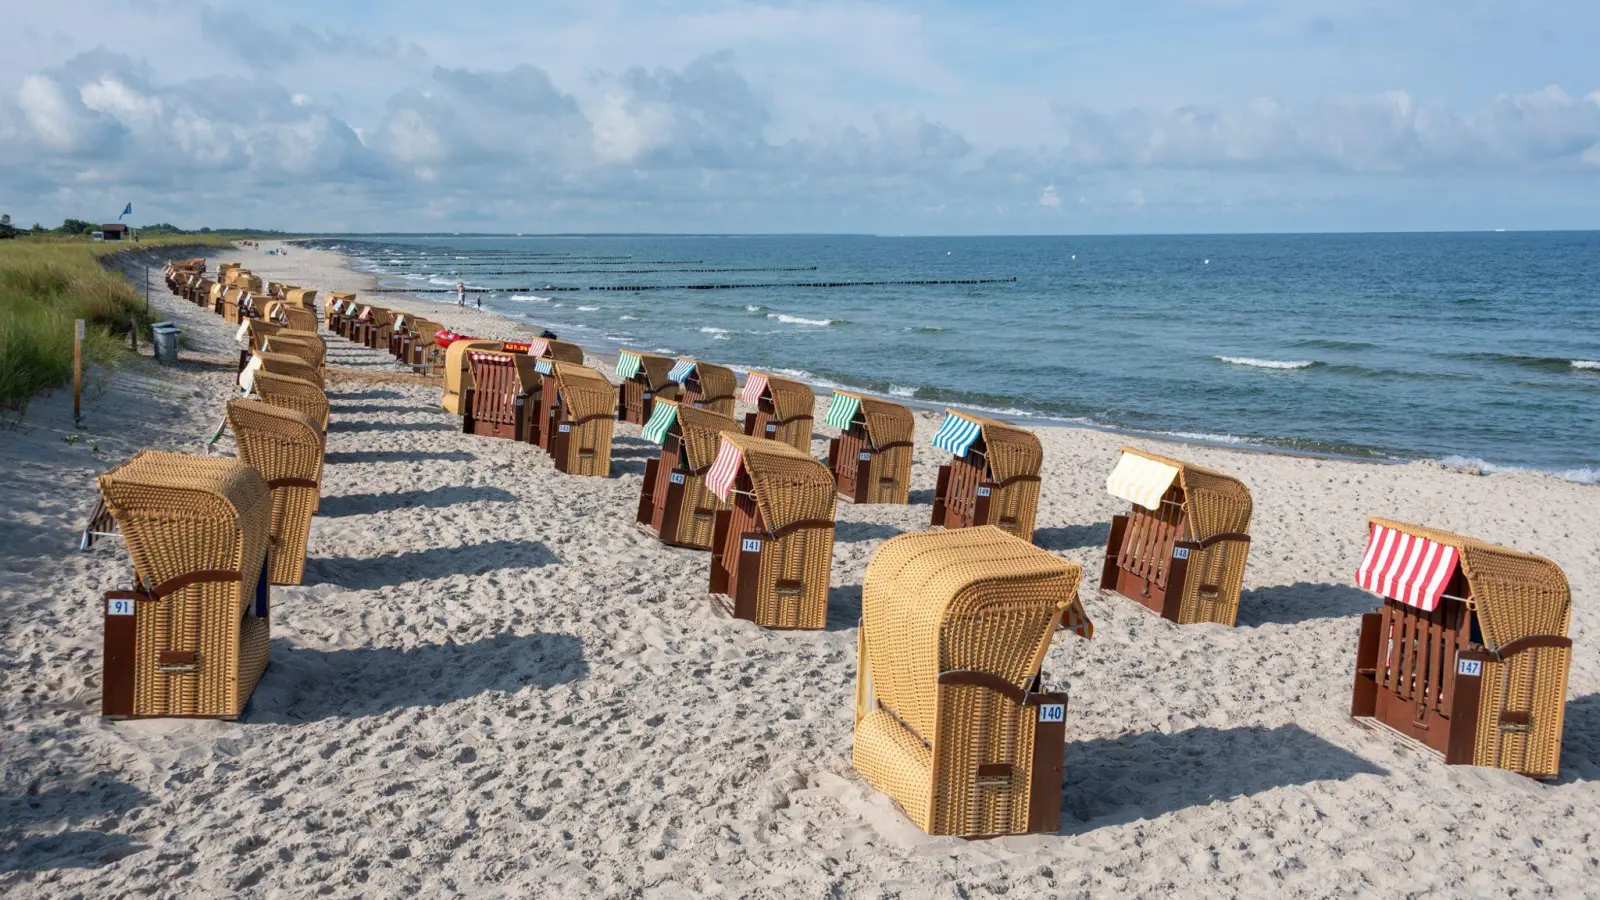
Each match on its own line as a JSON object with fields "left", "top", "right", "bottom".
{"left": 315, "top": 485, "right": 517, "bottom": 518}
{"left": 0, "top": 780, "right": 150, "bottom": 873}
{"left": 324, "top": 449, "right": 477, "bottom": 465}
{"left": 1061, "top": 723, "right": 1385, "bottom": 833}
{"left": 1236, "top": 582, "right": 1376, "bottom": 628}
{"left": 249, "top": 632, "right": 587, "bottom": 723}
{"left": 303, "top": 538, "right": 559, "bottom": 590}
{"left": 1033, "top": 522, "right": 1111, "bottom": 552}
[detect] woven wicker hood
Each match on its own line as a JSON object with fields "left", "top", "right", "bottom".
{"left": 968, "top": 413, "right": 1042, "bottom": 482}
{"left": 1119, "top": 447, "right": 1252, "bottom": 542}
{"left": 550, "top": 361, "right": 618, "bottom": 420}
{"left": 857, "top": 395, "right": 913, "bottom": 448}
{"left": 1369, "top": 517, "right": 1570, "bottom": 652}
{"left": 693, "top": 361, "right": 737, "bottom": 400}
{"left": 763, "top": 375, "right": 815, "bottom": 420}
{"left": 721, "top": 432, "right": 835, "bottom": 532}
{"left": 674, "top": 403, "right": 741, "bottom": 471}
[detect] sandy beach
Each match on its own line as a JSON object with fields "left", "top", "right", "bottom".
{"left": 1, "top": 240, "right": 1596, "bottom": 897}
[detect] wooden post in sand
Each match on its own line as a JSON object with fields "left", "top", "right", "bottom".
{"left": 73, "top": 319, "right": 85, "bottom": 422}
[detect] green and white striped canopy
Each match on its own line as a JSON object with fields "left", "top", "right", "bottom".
{"left": 615, "top": 350, "right": 643, "bottom": 380}
{"left": 824, "top": 392, "right": 861, "bottom": 431}
{"left": 642, "top": 401, "right": 678, "bottom": 444}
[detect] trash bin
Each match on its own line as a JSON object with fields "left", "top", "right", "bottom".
{"left": 151, "top": 322, "right": 180, "bottom": 364}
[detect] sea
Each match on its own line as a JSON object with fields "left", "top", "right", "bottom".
{"left": 301, "top": 232, "right": 1600, "bottom": 483}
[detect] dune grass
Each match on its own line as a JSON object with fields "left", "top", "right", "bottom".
{"left": 0, "top": 235, "right": 231, "bottom": 416}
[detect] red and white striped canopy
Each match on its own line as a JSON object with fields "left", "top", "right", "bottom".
{"left": 740, "top": 372, "right": 769, "bottom": 406}
{"left": 1355, "top": 523, "right": 1461, "bottom": 611}
{"left": 706, "top": 440, "right": 745, "bottom": 501}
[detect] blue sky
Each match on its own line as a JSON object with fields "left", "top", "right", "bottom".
{"left": 2, "top": 0, "right": 1597, "bottom": 234}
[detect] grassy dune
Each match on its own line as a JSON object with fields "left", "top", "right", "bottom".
{"left": 0, "top": 236, "right": 231, "bottom": 415}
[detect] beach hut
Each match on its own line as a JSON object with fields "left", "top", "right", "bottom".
{"left": 740, "top": 371, "right": 815, "bottom": 453}
{"left": 1099, "top": 447, "right": 1254, "bottom": 626}
{"left": 440, "top": 339, "right": 504, "bottom": 417}
{"left": 636, "top": 400, "right": 739, "bottom": 549}
{"left": 252, "top": 370, "right": 329, "bottom": 432}
{"left": 537, "top": 360, "right": 619, "bottom": 476}
{"left": 463, "top": 350, "right": 539, "bottom": 440}
{"left": 95, "top": 451, "right": 272, "bottom": 719}
{"left": 824, "top": 390, "right": 914, "bottom": 505}
{"left": 668, "top": 357, "right": 738, "bottom": 417}
{"left": 226, "top": 399, "right": 323, "bottom": 585}
{"left": 614, "top": 350, "right": 681, "bottom": 425}
{"left": 929, "top": 410, "right": 1042, "bottom": 543}
{"left": 853, "top": 526, "right": 1094, "bottom": 837}
{"left": 1350, "top": 518, "right": 1572, "bottom": 779}
{"left": 706, "top": 433, "right": 837, "bottom": 629}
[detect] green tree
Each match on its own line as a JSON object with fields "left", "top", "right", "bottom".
{"left": 58, "top": 218, "right": 96, "bottom": 236}
{"left": 0, "top": 214, "right": 15, "bottom": 239}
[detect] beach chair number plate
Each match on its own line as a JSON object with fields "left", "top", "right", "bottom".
{"left": 859, "top": 452, "right": 871, "bottom": 461}
{"left": 108, "top": 598, "right": 135, "bottom": 617}
{"left": 1458, "top": 659, "right": 1483, "bottom": 677}
{"left": 669, "top": 472, "right": 686, "bottom": 485}
{"left": 1173, "top": 548, "right": 1190, "bottom": 560}
{"left": 643, "top": 392, "right": 652, "bottom": 399}
{"left": 741, "top": 538, "right": 762, "bottom": 553}
{"left": 976, "top": 487, "right": 991, "bottom": 497}
{"left": 559, "top": 424, "right": 571, "bottom": 433}
{"left": 1038, "top": 704, "right": 1065, "bottom": 723}
{"left": 766, "top": 423, "right": 777, "bottom": 433}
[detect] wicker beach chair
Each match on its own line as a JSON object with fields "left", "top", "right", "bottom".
{"left": 615, "top": 350, "right": 682, "bottom": 425}
{"left": 853, "top": 526, "right": 1094, "bottom": 837}
{"left": 464, "top": 351, "right": 539, "bottom": 440}
{"left": 387, "top": 312, "right": 415, "bottom": 358}
{"left": 930, "top": 411, "right": 1042, "bottom": 543}
{"left": 550, "top": 361, "right": 619, "bottom": 476}
{"left": 668, "top": 357, "right": 738, "bottom": 417}
{"left": 324, "top": 292, "right": 355, "bottom": 330}
{"left": 253, "top": 370, "right": 330, "bottom": 432}
{"left": 281, "top": 305, "right": 319, "bottom": 334}
{"left": 1350, "top": 518, "right": 1572, "bottom": 779}
{"left": 95, "top": 451, "right": 273, "bottom": 719}
{"left": 1100, "top": 447, "right": 1253, "bottom": 627}
{"left": 364, "top": 308, "right": 396, "bottom": 350}
{"left": 264, "top": 333, "right": 326, "bottom": 376}
{"left": 411, "top": 321, "right": 449, "bottom": 375}
{"left": 525, "top": 336, "right": 586, "bottom": 365}
{"left": 441, "top": 339, "right": 504, "bottom": 417}
{"left": 740, "top": 372, "right": 815, "bottom": 453}
{"left": 208, "top": 281, "right": 228, "bottom": 315}
{"left": 824, "top": 391, "right": 914, "bottom": 504}
{"left": 226, "top": 399, "right": 323, "bottom": 585}
{"left": 637, "top": 400, "right": 740, "bottom": 549}
{"left": 707, "top": 433, "right": 837, "bottom": 629}
{"left": 257, "top": 351, "right": 322, "bottom": 388}
{"left": 286, "top": 287, "right": 318, "bottom": 309}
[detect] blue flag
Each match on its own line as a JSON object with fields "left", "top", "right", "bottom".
{"left": 118, "top": 202, "right": 132, "bottom": 220}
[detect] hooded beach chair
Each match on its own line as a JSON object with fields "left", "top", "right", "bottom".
{"left": 525, "top": 336, "right": 586, "bottom": 365}
{"left": 286, "top": 287, "right": 318, "bottom": 310}
{"left": 541, "top": 361, "right": 619, "bottom": 476}
{"left": 252, "top": 370, "right": 330, "bottom": 432}
{"left": 853, "top": 526, "right": 1094, "bottom": 837}
{"left": 668, "top": 356, "right": 738, "bottom": 417}
{"left": 95, "top": 451, "right": 273, "bottom": 719}
{"left": 387, "top": 312, "right": 417, "bottom": 358}
{"left": 226, "top": 399, "right": 323, "bottom": 586}
{"left": 464, "top": 350, "right": 539, "bottom": 440}
{"left": 706, "top": 433, "right": 837, "bottom": 629}
{"left": 1100, "top": 447, "right": 1253, "bottom": 626}
{"left": 1350, "top": 518, "right": 1572, "bottom": 779}
{"left": 257, "top": 351, "right": 322, "bottom": 389}
{"left": 636, "top": 400, "right": 740, "bottom": 549}
{"left": 208, "top": 281, "right": 228, "bottom": 316}
{"left": 324, "top": 292, "right": 355, "bottom": 330}
{"left": 930, "top": 410, "right": 1043, "bottom": 543}
{"left": 264, "top": 333, "right": 326, "bottom": 377}
{"left": 238, "top": 319, "right": 282, "bottom": 372}
{"left": 740, "top": 371, "right": 815, "bottom": 453}
{"left": 441, "top": 339, "right": 503, "bottom": 417}
{"left": 365, "top": 308, "right": 397, "bottom": 349}
{"left": 824, "top": 391, "right": 914, "bottom": 505}
{"left": 281, "top": 305, "right": 319, "bottom": 334}
{"left": 615, "top": 350, "right": 682, "bottom": 425}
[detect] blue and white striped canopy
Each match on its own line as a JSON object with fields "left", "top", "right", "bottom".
{"left": 668, "top": 358, "right": 697, "bottom": 383}
{"left": 932, "top": 411, "right": 983, "bottom": 457}
{"left": 535, "top": 359, "right": 554, "bottom": 375}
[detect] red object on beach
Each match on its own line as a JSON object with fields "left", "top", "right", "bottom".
{"left": 432, "top": 330, "right": 471, "bottom": 349}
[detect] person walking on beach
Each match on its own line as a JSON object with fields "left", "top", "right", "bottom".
{"left": 456, "top": 281, "right": 466, "bottom": 307}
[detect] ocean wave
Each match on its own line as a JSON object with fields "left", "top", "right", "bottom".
{"left": 577, "top": 305, "right": 600, "bottom": 311}
{"left": 768, "top": 313, "right": 838, "bottom": 326}
{"left": 700, "top": 327, "right": 730, "bottom": 334}
{"left": 1573, "top": 360, "right": 1599, "bottom": 371}
{"left": 1216, "top": 356, "right": 1317, "bottom": 370}
{"left": 1445, "top": 352, "right": 1592, "bottom": 374}
{"left": 510, "top": 294, "right": 552, "bottom": 303}
{"left": 619, "top": 314, "right": 639, "bottom": 321}
{"left": 1440, "top": 456, "right": 1600, "bottom": 485}
{"left": 1154, "top": 430, "right": 1248, "bottom": 445}
{"left": 454, "top": 256, "right": 469, "bottom": 260}
{"left": 745, "top": 305, "right": 766, "bottom": 312}
{"left": 889, "top": 384, "right": 918, "bottom": 397}
{"left": 905, "top": 326, "right": 945, "bottom": 333}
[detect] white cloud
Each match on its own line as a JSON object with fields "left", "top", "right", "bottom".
{"left": 1038, "top": 185, "right": 1061, "bottom": 208}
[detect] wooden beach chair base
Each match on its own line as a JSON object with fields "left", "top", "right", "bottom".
{"left": 828, "top": 435, "right": 911, "bottom": 504}
{"left": 636, "top": 458, "right": 720, "bottom": 550}
{"left": 1099, "top": 513, "right": 1251, "bottom": 625}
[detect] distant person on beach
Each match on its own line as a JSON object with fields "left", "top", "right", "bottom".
{"left": 457, "top": 281, "right": 466, "bottom": 306}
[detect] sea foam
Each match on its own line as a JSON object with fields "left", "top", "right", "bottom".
{"left": 1216, "top": 356, "right": 1316, "bottom": 370}
{"left": 768, "top": 313, "right": 836, "bottom": 326}
{"left": 1573, "top": 360, "right": 1599, "bottom": 371}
